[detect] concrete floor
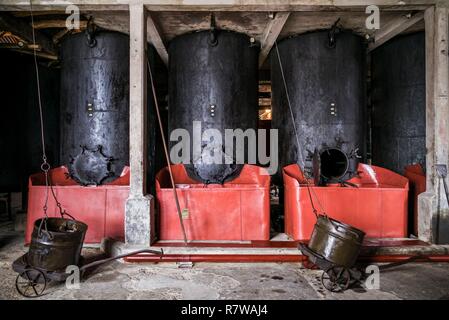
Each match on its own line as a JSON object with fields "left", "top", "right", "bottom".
{"left": 1, "top": 222, "right": 449, "bottom": 300}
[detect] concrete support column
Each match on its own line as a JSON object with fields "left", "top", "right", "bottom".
{"left": 125, "top": 4, "right": 154, "bottom": 245}
{"left": 418, "top": 4, "right": 449, "bottom": 243}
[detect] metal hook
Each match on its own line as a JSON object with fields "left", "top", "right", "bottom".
{"left": 85, "top": 16, "right": 97, "bottom": 48}
{"left": 327, "top": 18, "right": 341, "bottom": 49}
{"left": 208, "top": 13, "right": 218, "bottom": 47}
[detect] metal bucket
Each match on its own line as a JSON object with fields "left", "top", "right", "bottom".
{"left": 28, "top": 218, "right": 88, "bottom": 271}
{"left": 308, "top": 215, "right": 365, "bottom": 268}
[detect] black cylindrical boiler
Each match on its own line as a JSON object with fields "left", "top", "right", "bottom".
{"left": 168, "top": 30, "right": 259, "bottom": 183}
{"left": 271, "top": 31, "right": 365, "bottom": 184}
{"left": 371, "top": 32, "right": 425, "bottom": 173}
{"left": 60, "top": 31, "right": 129, "bottom": 185}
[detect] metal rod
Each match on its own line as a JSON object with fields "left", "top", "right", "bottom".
{"left": 80, "top": 248, "right": 163, "bottom": 271}
{"left": 146, "top": 58, "right": 188, "bottom": 244}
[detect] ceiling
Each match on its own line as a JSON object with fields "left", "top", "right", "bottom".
{"left": 84, "top": 10, "right": 425, "bottom": 42}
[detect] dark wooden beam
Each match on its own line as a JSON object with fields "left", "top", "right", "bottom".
{"left": 32, "top": 19, "right": 87, "bottom": 29}
{"left": 368, "top": 11, "right": 425, "bottom": 52}
{"left": 259, "top": 12, "right": 290, "bottom": 68}
{"left": 147, "top": 12, "right": 168, "bottom": 66}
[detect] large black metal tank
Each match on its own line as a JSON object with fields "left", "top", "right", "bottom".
{"left": 60, "top": 31, "right": 129, "bottom": 185}
{"left": 168, "top": 30, "right": 259, "bottom": 183}
{"left": 371, "top": 32, "right": 425, "bottom": 173}
{"left": 271, "top": 31, "right": 366, "bottom": 184}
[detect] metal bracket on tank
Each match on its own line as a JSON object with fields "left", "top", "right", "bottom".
{"left": 208, "top": 13, "right": 218, "bottom": 47}
{"left": 327, "top": 18, "right": 341, "bottom": 48}
{"left": 85, "top": 16, "right": 97, "bottom": 48}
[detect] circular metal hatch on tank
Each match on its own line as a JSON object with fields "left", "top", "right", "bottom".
{"left": 271, "top": 30, "right": 366, "bottom": 185}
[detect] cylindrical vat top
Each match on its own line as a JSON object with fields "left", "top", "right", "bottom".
{"left": 371, "top": 32, "right": 425, "bottom": 174}
{"left": 168, "top": 30, "right": 259, "bottom": 183}
{"left": 60, "top": 31, "right": 130, "bottom": 185}
{"left": 271, "top": 31, "right": 365, "bottom": 184}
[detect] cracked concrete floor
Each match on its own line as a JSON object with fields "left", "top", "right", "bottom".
{"left": 1, "top": 222, "right": 449, "bottom": 300}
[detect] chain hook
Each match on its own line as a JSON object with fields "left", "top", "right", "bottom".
{"left": 327, "top": 18, "right": 341, "bottom": 49}
{"left": 85, "top": 16, "right": 97, "bottom": 48}
{"left": 208, "top": 13, "right": 218, "bottom": 47}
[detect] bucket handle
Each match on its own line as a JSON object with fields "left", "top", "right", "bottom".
{"left": 333, "top": 221, "right": 362, "bottom": 239}
{"left": 37, "top": 217, "right": 53, "bottom": 240}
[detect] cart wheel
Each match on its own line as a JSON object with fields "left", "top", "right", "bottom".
{"left": 15, "top": 268, "right": 47, "bottom": 298}
{"left": 321, "top": 266, "right": 351, "bottom": 293}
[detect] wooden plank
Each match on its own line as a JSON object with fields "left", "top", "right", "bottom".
{"left": 259, "top": 12, "right": 290, "bottom": 68}
{"left": 11, "top": 10, "right": 66, "bottom": 17}
{"left": 368, "top": 10, "right": 425, "bottom": 52}
{"left": 52, "top": 28, "right": 71, "bottom": 43}
{"left": 31, "top": 20, "right": 87, "bottom": 29}
{"left": 147, "top": 11, "right": 168, "bottom": 67}
{"left": 0, "top": 12, "right": 56, "bottom": 55}
{"left": 0, "top": 0, "right": 437, "bottom": 12}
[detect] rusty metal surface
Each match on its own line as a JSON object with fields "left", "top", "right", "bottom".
{"left": 60, "top": 31, "right": 130, "bottom": 186}
{"left": 307, "top": 215, "right": 365, "bottom": 268}
{"left": 168, "top": 30, "right": 259, "bottom": 183}
{"left": 371, "top": 32, "right": 426, "bottom": 174}
{"left": 271, "top": 30, "right": 366, "bottom": 184}
{"left": 27, "top": 218, "right": 87, "bottom": 272}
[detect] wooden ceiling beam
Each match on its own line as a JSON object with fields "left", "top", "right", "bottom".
{"left": 31, "top": 20, "right": 87, "bottom": 29}
{"left": 259, "top": 12, "right": 290, "bottom": 68}
{"left": 0, "top": 1, "right": 437, "bottom": 12}
{"left": 146, "top": 11, "right": 168, "bottom": 67}
{"left": 368, "top": 11, "right": 425, "bottom": 52}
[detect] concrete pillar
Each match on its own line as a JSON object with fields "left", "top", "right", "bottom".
{"left": 125, "top": 4, "right": 154, "bottom": 245}
{"left": 418, "top": 5, "right": 449, "bottom": 243}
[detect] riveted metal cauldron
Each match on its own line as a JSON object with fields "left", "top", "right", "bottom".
{"left": 308, "top": 215, "right": 365, "bottom": 268}
{"left": 27, "top": 218, "right": 88, "bottom": 271}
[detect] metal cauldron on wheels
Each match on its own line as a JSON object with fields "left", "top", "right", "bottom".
{"left": 300, "top": 215, "right": 366, "bottom": 292}
{"left": 13, "top": 215, "right": 163, "bottom": 298}
{"left": 309, "top": 215, "right": 365, "bottom": 268}
{"left": 28, "top": 217, "right": 88, "bottom": 271}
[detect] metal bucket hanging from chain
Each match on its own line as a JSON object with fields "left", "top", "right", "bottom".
{"left": 27, "top": 217, "right": 87, "bottom": 271}
{"left": 308, "top": 215, "right": 365, "bottom": 268}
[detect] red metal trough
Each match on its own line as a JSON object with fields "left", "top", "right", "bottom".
{"left": 26, "top": 166, "right": 129, "bottom": 244}
{"left": 283, "top": 163, "right": 409, "bottom": 240}
{"left": 156, "top": 164, "right": 271, "bottom": 241}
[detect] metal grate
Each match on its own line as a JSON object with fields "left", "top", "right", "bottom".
{"left": 0, "top": 31, "right": 26, "bottom": 48}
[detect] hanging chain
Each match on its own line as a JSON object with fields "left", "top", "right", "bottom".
{"left": 29, "top": 1, "right": 70, "bottom": 232}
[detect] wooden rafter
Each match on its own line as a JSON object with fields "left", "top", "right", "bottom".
{"left": 147, "top": 11, "right": 168, "bottom": 67}
{"left": 0, "top": 0, "right": 437, "bottom": 12}
{"left": 31, "top": 19, "right": 87, "bottom": 29}
{"left": 259, "top": 12, "right": 290, "bottom": 68}
{"left": 368, "top": 11, "right": 425, "bottom": 52}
